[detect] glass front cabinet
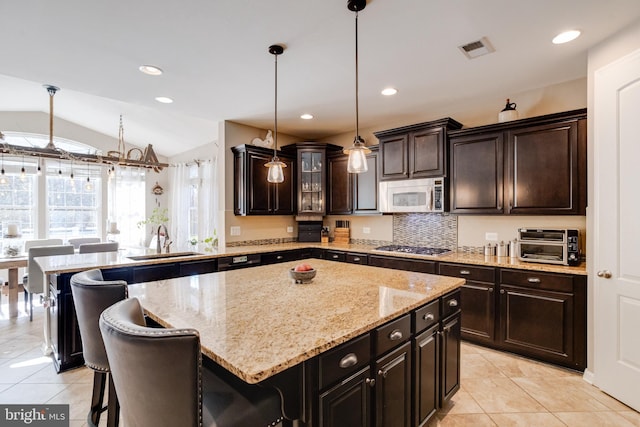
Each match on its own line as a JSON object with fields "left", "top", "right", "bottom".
{"left": 283, "top": 142, "right": 342, "bottom": 216}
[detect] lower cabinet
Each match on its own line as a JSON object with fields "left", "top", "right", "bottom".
{"left": 315, "top": 291, "right": 461, "bottom": 427}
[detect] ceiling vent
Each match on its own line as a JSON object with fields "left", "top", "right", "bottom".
{"left": 458, "top": 37, "right": 495, "bottom": 59}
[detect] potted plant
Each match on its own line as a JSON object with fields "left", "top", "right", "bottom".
{"left": 137, "top": 207, "right": 169, "bottom": 247}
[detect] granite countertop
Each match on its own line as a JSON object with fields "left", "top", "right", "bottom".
{"left": 127, "top": 259, "right": 464, "bottom": 383}
{"left": 34, "top": 242, "right": 587, "bottom": 276}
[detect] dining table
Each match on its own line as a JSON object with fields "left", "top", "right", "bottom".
{"left": 0, "top": 255, "right": 28, "bottom": 318}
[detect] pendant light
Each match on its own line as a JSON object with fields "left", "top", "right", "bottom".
{"left": 264, "top": 44, "right": 287, "bottom": 183}
{"left": 343, "top": 0, "right": 371, "bottom": 174}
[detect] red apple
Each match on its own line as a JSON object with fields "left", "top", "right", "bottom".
{"left": 294, "top": 263, "right": 313, "bottom": 272}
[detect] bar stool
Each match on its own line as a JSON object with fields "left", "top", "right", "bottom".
{"left": 71, "top": 269, "right": 127, "bottom": 427}
{"left": 99, "top": 298, "right": 286, "bottom": 427}
{"left": 78, "top": 242, "right": 119, "bottom": 254}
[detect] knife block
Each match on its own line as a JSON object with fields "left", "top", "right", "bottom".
{"left": 333, "top": 227, "right": 350, "bottom": 244}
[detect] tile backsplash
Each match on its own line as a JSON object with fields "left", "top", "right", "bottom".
{"left": 393, "top": 213, "right": 457, "bottom": 249}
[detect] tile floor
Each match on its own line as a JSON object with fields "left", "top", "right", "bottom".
{"left": 2, "top": 291, "right": 639, "bottom": 426}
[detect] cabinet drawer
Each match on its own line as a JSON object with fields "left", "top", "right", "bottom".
{"left": 368, "top": 255, "right": 436, "bottom": 274}
{"left": 179, "top": 259, "right": 217, "bottom": 276}
{"left": 414, "top": 300, "right": 440, "bottom": 334}
{"left": 439, "top": 263, "right": 495, "bottom": 283}
{"left": 441, "top": 290, "right": 461, "bottom": 319}
{"left": 319, "top": 334, "right": 371, "bottom": 389}
{"left": 326, "top": 250, "right": 346, "bottom": 262}
{"left": 346, "top": 253, "right": 368, "bottom": 264}
{"left": 500, "top": 269, "right": 573, "bottom": 293}
{"left": 375, "top": 314, "right": 411, "bottom": 356}
{"left": 262, "top": 250, "right": 300, "bottom": 265}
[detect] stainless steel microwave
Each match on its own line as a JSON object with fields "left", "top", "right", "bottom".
{"left": 379, "top": 178, "right": 445, "bottom": 213}
{"left": 517, "top": 228, "right": 581, "bottom": 266}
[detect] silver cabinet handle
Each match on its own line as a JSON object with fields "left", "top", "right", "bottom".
{"left": 500, "top": 289, "right": 505, "bottom": 294}
{"left": 332, "top": 254, "right": 339, "bottom": 259}
{"left": 276, "top": 255, "right": 283, "bottom": 260}
{"left": 377, "top": 369, "right": 387, "bottom": 378}
{"left": 365, "top": 378, "right": 376, "bottom": 387}
{"left": 597, "top": 270, "right": 612, "bottom": 279}
{"left": 388, "top": 329, "right": 403, "bottom": 341}
{"left": 339, "top": 353, "right": 358, "bottom": 369}
{"left": 353, "top": 257, "right": 360, "bottom": 262}
{"left": 459, "top": 270, "right": 471, "bottom": 275}
{"left": 423, "top": 313, "right": 435, "bottom": 321}
{"left": 448, "top": 299, "right": 459, "bottom": 307}
{"left": 527, "top": 277, "right": 541, "bottom": 283}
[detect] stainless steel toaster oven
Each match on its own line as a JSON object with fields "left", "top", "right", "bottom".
{"left": 517, "top": 228, "right": 581, "bottom": 266}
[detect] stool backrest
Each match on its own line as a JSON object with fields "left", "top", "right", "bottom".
{"left": 70, "top": 269, "right": 128, "bottom": 371}
{"left": 67, "top": 237, "right": 101, "bottom": 249}
{"left": 100, "top": 298, "right": 202, "bottom": 427}
{"left": 25, "top": 245, "right": 74, "bottom": 294}
{"left": 24, "top": 239, "right": 63, "bottom": 253}
{"left": 79, "top": 242, "right": 119, "bottom": 254}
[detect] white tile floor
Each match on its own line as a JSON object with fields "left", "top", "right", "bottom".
{"left": 2, "top": 289, "right": 640, "bottom": 426}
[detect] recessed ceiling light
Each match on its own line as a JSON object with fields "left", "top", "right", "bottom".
{"left": 139, "top": 65, "right": 163, "bottom": 76}
{"left": 300, "top": 113, "right": 314, "bottom": 120}
{"left": 155, "top": 96, "right": 173, "bottom": 104}
{"left": 552, "top": 30, "right": 581, "bottom": 44}
{"left": 381, "top": 87, "right": 398, "bottom": 96}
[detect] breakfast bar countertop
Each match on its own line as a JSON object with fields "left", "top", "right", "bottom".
{"left": 126, "top": 259, "right": 465, "bottom": 384}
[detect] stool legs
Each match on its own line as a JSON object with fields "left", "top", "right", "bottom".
{"left": 88, "top": 371, "right": 107, "bottom": 427}
{"left": 106, "top": 374, "right": 120, "bottom": 427}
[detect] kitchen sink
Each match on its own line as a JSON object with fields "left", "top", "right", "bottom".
{"left": 126, "top": 251, "right": 201, "bottom": 261}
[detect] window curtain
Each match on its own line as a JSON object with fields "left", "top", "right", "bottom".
{"left": 169, "top": 156, "right": 217, "bottom": 253}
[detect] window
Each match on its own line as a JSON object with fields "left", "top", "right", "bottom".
{"left": 0, "top": 158, "right": 36, "bottom": 239}
{"left": 110, "top": 167, "right": 146, "bottom": 248}
{"left": 46, "top": 163, "right": 102, "bottom": 241}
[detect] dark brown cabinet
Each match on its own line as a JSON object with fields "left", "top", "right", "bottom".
{"left": 327, "top": 152, "right": 352, "bottom": 215}
{"left": 320, "top": 367, "right": 371, "bottom": 427}
{"left": 375, "top": 342, "right": 412, "bottom": 427}
{"left": 441, "top": 313, "right": 461, "bottom": 403}
{"left": 231, "top": 144, "right": 295, "bottom": 215}
{"left": 374, "top": 118, "right": 462, "bottom": 181}
{"left": 498, "top": 269, "right": 586, "bottom": 369}
{"left": 449, "top": 109, "right": 587, "bottom": 215}
{"left": 328, "top": 146, "right": 380, "bottom": 215}
{"left": 439, "top": 263, "right": 496, "bottom": 345}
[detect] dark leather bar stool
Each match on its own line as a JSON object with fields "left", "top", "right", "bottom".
{"left": 99, "top": 298, "right": 287, "bottom": 427}
{"left": 71, "top": 269, "right": 127, "bottom": 427}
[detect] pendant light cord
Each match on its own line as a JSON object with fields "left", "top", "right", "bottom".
{"left": 274, "top": 51, "right": 278, "bottom": 156}
{"left": 355, "top": 11, "right": 360, "bottom": 144}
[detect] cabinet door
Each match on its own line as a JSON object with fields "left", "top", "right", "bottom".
{"left": 450, "top": 132, "right": 504, "bottom": 214}
{"left": 273, "top": 153, "right": 295, "bottom": 214}
{"left": 459, "top": 282, "right": 496, "bottom": 344}
{"left": 380, "top": 134, "right": 409, "bottom": 180}
{"left": 328, "top": 154, "right": 353, "bottom": 214}
{"left": 409, "top": 126, "right": 445, "bottom": 178}
{"left": 375, "top": 341, "right": 411, "bottom": 427}
{"left": 506, "top": 120, "right": 583, "bottom": 214}
{"left": 319, "top": 367, "right": 371, "bottom": 427}
{"left": 414, "top": 325, "right": 439, "bottom": 427}
{"left": 498, "top": 284, "right": 574, "bottom": 366}
{"left": 298, "top": 149, "right": 326, "bottom": 215}
{"left": 353, "top": 149, "right": 379, "bottom": 214}
{"left": 247, "top": 150, "right": 273, "bottom": 215}
{"left": 441, "top": 313, "right": 461, "bottom": 404}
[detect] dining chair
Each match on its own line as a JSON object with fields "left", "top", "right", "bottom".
{"left": 22, "top": 239, "right": 63, "bottom": 308}
{"left": 71, "top": 269, "right": 127, "bottom": 427}
{"left": 68, "top": 237, "right": 101, "bottom": 250}
{"left": 23, "top": 243, "right": 72, "bottom": 321}
{"left": 78, "top": 242, "right": 119, "bottom": 254}
{"left": 99, "top": 298, "right": 286, "bottom": 427}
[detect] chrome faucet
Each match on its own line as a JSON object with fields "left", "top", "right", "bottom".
{"left": 157, "top": 225, "right": 170, "bottom": 253}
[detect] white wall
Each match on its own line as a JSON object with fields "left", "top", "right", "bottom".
{"left": 585, "top": 19, "right": 640, "bottom": 376}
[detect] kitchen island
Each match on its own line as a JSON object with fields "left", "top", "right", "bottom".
{"left": 112, "top": 259, "right": 466, "bottom": 426}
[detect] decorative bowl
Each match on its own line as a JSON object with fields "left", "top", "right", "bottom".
{"left": 288, "top": 268, "right": 317, "bottom": 284}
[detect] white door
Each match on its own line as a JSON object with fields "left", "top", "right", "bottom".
{"left": 593, "top": 48, "right": 640, "bottom": 411}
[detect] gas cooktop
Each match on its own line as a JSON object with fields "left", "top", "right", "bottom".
{"left": 374, "top": 245, "right": 452, "bottom": 256}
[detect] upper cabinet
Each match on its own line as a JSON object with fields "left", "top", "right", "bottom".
{"left": 374, "top": 118, "right": 463, "bottom": 181}
{"left": 327, "top": 146, "right": 380, "bottom": 215}
{"left": 449, "top": 109, "right": 587, "bottom": 215}
{"left": 282, "top": 142, "right": 343, "bottom": 216}
{"left": 231, "top": 144, "right": 295, "bottom": 216}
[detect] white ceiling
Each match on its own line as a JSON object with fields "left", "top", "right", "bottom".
{"left": 1, "top": 1, "right": 640, "bottom": 157}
